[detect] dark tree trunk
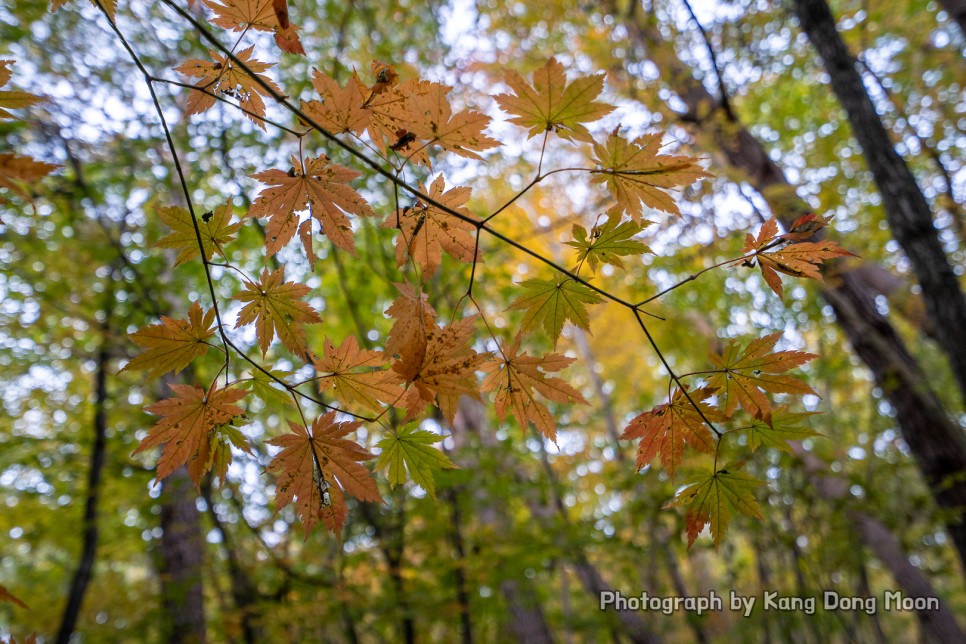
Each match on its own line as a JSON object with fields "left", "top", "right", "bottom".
{"left": 938, "top": 0, "right": 966, "bottom": 36}
{"left": 792, "top": 0, "right": 966, "bottom": 409}
{"left": 56, "top": 314, "right": 111, "bottom": 644}
{"left": 796, "top": 445, "right": 966, "bottom": 643}
{"left": 159, "top": 466, "right": 207, "bottom": 644}
{"left": 608, "top": 0, "right": 966, "bottom": 572}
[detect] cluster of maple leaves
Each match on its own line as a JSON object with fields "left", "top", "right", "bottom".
{"left": 15, "top": 0, "right": 852, "bottom": 545}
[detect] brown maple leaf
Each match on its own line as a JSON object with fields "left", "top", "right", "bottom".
{"left": 301, "top": 68, "right": 369, "bottom": 134}
{"left": 121, "top": 301, "right": 216, "bottom": 379}
{"left": 174, "top": 46, "right": 282, "bottom": 128}
{"left": 383, "top": 175, "right": 479, "bottom": 276}
{"left": 267, "top": 414, "right": 382, "bottom": 536}
{"left": 385, "top": 281, "right": 438, "bottom": 374}
{"left": 621, "top": 387, "right": 722, "bottom": 478}
{"left": 494, "top": 57, "right": 614, "bottom": 143}
{"left": 248, "top": 154, "right": 375, "bottom": 257}
{"left": 482, "top": 334, "right": 587, "bottom": 440}
{"left": 591, "top": 130, "right": 709, "bottom": 219}
{"left": 203, "top": 0, "right": 305, "bottom": 54}
{"left": 707, "top": 332, "right": 817, "bottom": 422}
{"left": 0, "top": 60, "right": 45, "bottom": 120}
{"left": 394, "top": 316, "right": 488, "bottom": 423}
{"left": 133, "top": 382, "right": 248, "bottom": 486}
{"left": 233, "top": 267, "right": 322, "bottom": 356}
{"left": 738, "top": 217, "right": 854, "bottom": 298}
{"left": 400, "top": 82, "right": 499, "bottom": 159}
{"left": 0, "top": 153, "right": 58, "bottom": 203}
{"left": 50, "top": 0, "right": 117, "bottom": 21}
{"left": 312, "top": 336, "right": 404, "bottom": 412}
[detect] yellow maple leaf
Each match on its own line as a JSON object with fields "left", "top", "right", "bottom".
{"left": 155, "top": 198, "right": 241, "bottom": 266}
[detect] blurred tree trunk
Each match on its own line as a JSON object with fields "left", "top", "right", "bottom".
{"left": 605, "top": 0, "right": 966, "bottom": 572}
{"left": 791, "top": 0, "right": 966, "bottom": 408}
{"left": 937, "top": 0, "right": 966, "bottom": 36}
{"left": 159, "top": 466, "right": 207, "bottom": 644}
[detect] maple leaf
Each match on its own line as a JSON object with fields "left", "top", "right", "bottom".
{"left": 385, "top": 281, "right": 438, "bottom": 373}
{"left": 267, "top": 414, "right": 382, "bottom": 536}
{"left": 779, "top": 212, "right": 833, "bottom": 242}
{"left": 376, "top": 424, "right": 457, "bottom": 499}
{"left": 494, "top": 57, "right": 614, "bottom": 143}
{"left": 248, "top": 154, "right": 375, "bottom": 256}
{"left": 155, "top": 199, "right": 241, "bottom": 266}
{"left": 0, "top": 153, "right": 58, "bottom": 202}
{"left": 239, "top": 368, "right": 295, "bottom": 409}
{"left": 233, "top": 267, "right": 322, "bottom": 356}
{"left": 746, "top": 407, "right": 821, "bottom": 452}
{"left": 665, "top": 464, "right": 764, "bottom": 548}
{"left": 394, "top": 316, "right": 489, "bottom": 424}
{"left": 301, "top": 68, "right": 369, "bottom": 134}
{"left": 203, "top": 0, "right": 305, "bottom": 54}
{"left": 121, "top": 301, "right": 216, "bottom": 379}
{"left": 482, "top": 335, "right": 587, "bottom": 441}
{"left": 174, "top": 46, "right": 282, "bottom": 128}
{"left": 738, "top": 217, "right": 854, "bottom": 298}
{"left": 707, "top": 332, "right": 817, "bottom": 422}
{"left": 353, "top": 74, "right": 438, "bottom": 165}
{"left": 591, "top": 130, "right": 709, "bottom": 219}
{"left": 0, "top": 61, "right": 44, "bottom": 120}
{"left": 566, "top": 210, "right": 651, "bottom": 273}
{"left": 206, "top": 418, "right": 253, "bottom": 485}
{"left": 620, "top": 387, "right": 722, "bottom": 478}
{"left": 133, "top": 382, "right": 248, "bottom": 486}
{"left": 507, "top": 276, "right": 603, "bottom": 346}
{"left": 0, "top": 585, "right": 28, "bottom": 609}
{"left": 312, "top": 336, "right": 403, "bottom": 412}
{"left": 383, "top": 175, "right": 479, "bottom": 276}
{"left": 401, "top": 82, "right": 499, "bottom": 159}
{"left": 50, "top": 0, "right": 117, "bottom": 21}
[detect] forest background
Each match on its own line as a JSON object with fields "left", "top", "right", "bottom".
{"left": 1, "top": 0, "right": 965, "bottom": 641}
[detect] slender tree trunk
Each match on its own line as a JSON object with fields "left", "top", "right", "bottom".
{"left": 452, "top": 398, "right": 556, "bottom": 644}
{"left": 796, "top": 446, "right": 966, "bottom": 643}
{"left": 56, "top": 312, "right": 111, "bottom": 644}
{"left": 443, "top": 486, "right": 475, "bottom": 643}
{"left": 159, "top": 466, "right": 207, "bottom": 644}
{"left": 607, "top": 0, "right": 966, "bottom": 572}
{"left": 791, "top": 0, "right": 966, "bottom": 409}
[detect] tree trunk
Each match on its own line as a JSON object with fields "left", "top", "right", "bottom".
{"left": 159, "top": 466, "right": 207, "bottom": 644}
{"left": 791, "top": 0, "right": 966, "bottom": 410}
{"left": 452, "top": 398, "right": 556, "bottom": 644}
{"left": 56, "top": 313, "right": 111, "bottom": 644}
{"left": 796, "top": 446, "right": 966, "bottom": 643}
{"left": 608, "top": 0, "right": 966, "bottom": 572}
{"left": 938, "top": 0, "right": 966, "bottom": 36}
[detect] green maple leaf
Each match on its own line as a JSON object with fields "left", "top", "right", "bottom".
{"left": 507, "top": 276, "right": 603, "bottom": 346}
{"left": 565, "top": 210, "right": 651, "bottom": 273}
{"left": 155, "top": 198, "right": 241, "bottom": 266}
{"left": 747, "top": 408, "right": 821, "bottom": 452}
{"left": 376, "top": 425, "right": 457, "bottom": 499}
{"left": 665, "top": 464, "right": 764, "bottom": 549}
{"left": 493, "top": 57, "right": 614, "bottom": 143}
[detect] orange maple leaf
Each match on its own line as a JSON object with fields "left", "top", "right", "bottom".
{"left": 620, "top": 387, "right": 722, "bottom": 478}
{"left": 400, "top": 82, "right": 499, "bottom": 160}
{"left": 394, "top": 316, "right": 489, "bottom": 424}
{"left": 385, "top": 281, "right": 438, "bottom": 374}
{"left": 133, "top": 382, "right": 248, "bottom": 487}
{"left": 0, "top": 60, "right": 45, "bottom": 120}
{"left": 312, "top": 336, "right": 404, "bottom": 412}
{"left": 267, "top": 414, "right": 382, "bottom": 536}
{"left": 121, "top": 301, "right": 216, "bottom": 379}
{"left": 174, "top": 46, "right": 282, "bottom": 128}
{"left": 494, "top": 57, "right": 614, "bottom": 143}
{"left": 383, "top": 175, "right": 479, "bottom": 276}
{"left": 591, "top": 130, "right": 709, "bottom": 219}
{"left": 203, "top": 0, "right": 305, "bottom": 54}
{"left": 301, "top": 68, "right": 369, "bottom": 134}
{"left": 233, "top": 267, "right": 322, "bottom": 356}
{"left": 738, "top": 217, "right": 854, "bottom": 297}
{"left": 707, "top": 332, "right": 817, "bottom": 422}
{"left": 249, "top": 154, "right": 375, "bottom": 257}
{"left": 482, "top": 335, "right": 587, "bottom": 441}
{"left": 0, "top": 153, "right": 58, "bottom": 202}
